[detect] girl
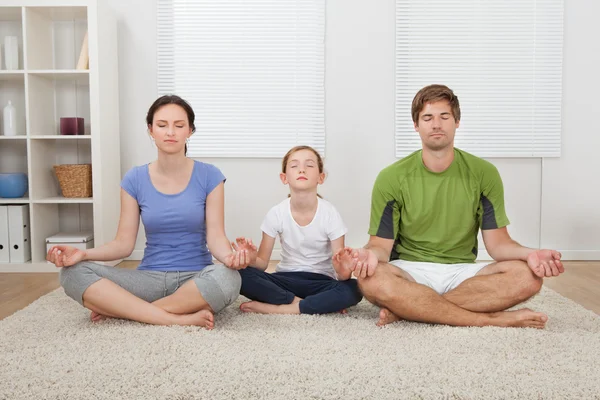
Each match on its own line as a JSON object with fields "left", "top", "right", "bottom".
{"left": 234, "top": 145, "right": 362, "bottom": 315}
{"left": 48, "top": 95, "right": 253, "bottom": 329}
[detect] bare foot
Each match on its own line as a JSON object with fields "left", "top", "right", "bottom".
{"left": 240, "top": 301, "right": 300, "bottom": 315}
{"left": 376, "top": 308, "right": 401, "bottom": 326}
{"left": 489, "top": 308, "right": 548, "bottom": 329}
{"left": 181, "top": 309, "right": 215, "bottom": 330}
{"left": 90, "top": 311, "right": 108, "bottom": 323}
{"left": 339, "top": 309, "right": 348, "bottom": 315}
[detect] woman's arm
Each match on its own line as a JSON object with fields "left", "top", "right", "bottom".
{"left": 205, "top": 182, "right": 239, "bottom": 266}
{"left": 82, "top": 189, "right": 140, "bottom": 261}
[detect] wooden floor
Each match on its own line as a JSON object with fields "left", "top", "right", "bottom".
{"left": 0, "top": 261, "right": 598, "bottom": 320}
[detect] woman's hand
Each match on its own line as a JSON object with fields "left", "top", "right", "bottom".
{"left": 46, "top": 245, "right": 87, "bottom": 268}
{"left": 224, "top": 237, "right": 257, "bottom": 270}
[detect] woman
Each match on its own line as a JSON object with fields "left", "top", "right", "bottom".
{"left": 48, "top": 95, "right": 251, "bottom": 329}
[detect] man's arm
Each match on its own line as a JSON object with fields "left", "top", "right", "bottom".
{"left": 365, "top": 236, "right": 395, "bottom": 263}
{"left": 481, "top": 227, "right": 534, "bottom": 262}
{"left": 482, "top": 227, "right": 564, "bottom": 277}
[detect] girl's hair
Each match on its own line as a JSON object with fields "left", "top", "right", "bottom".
{"left": 282, "top": 145, "right": 324, "bottom": 198}
{"left": 146, "top": 95, "right": 196, "bottom": 156}
{"left": 282, "top": 145, "right": 324, "bottom": 173}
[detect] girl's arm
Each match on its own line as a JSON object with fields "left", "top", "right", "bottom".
{"left": 331, "top": 235, "right": 352, "bottom": 280}
{"left": 251, "top": 233, "right": 276, "bottom": 271}
{"left": 205, "top": 182, "right": 237, "bottom": 265}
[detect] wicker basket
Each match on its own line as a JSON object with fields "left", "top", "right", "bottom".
{"left": 53, "top": 164, "right": 93, "bottom": 198}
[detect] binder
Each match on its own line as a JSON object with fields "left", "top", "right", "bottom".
{"left": 0, "top": 206, "right": 9, "bottom": 263}
{"left": 7, "top": 205, "right": 31, "bottom": 263}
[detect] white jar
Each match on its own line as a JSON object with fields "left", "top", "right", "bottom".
{"left": 4, "top": 36, "right": 18, "bottom": 70}
{"left": 3, "top": 101, "right": 17, "bottom": 136}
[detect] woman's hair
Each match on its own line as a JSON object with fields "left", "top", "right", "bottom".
{"left": 146, "top": 95, "right": 196, "bottom": 156}
{"left": 282, "top": 145, "right": 324, "bottom": 198}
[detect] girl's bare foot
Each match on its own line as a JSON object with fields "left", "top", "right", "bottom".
{"left": 376, "top": 308, "right": 401, "bottom": 326}
{"left": 180, "top": 309, "right": 215, "bottom": 329}
{"left": 240, "top": 301, "right": 300, "bottom": 315}
{"left": 489, "top": 308, "right": 548, "bottom": 329}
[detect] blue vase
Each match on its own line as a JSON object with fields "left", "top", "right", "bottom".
{"left": 0, "top": 173, "right": 28, "bottom": 198}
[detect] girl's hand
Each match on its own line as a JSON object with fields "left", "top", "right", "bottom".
{"left": 46, "top": 245, "right": 86, "bottom": 268}
{"left": 224, "top": 237, "right": 258, "bottom": 270}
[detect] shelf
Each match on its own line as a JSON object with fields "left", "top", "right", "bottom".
{"left": 0, "top": 73, "right": 26, "bottom": 136}
{"left": 28, "top": 72, "right": 90, "bottom": 136}
{"left": 25, "top": 7, "right": 88, "bottom": 71}
{"left": 0, "top": 197, "right": 29, "bottom": 204}
{"left": 0, "top": 71, "right": 25, "bottom": 80}
{"left": 0, "top": 8, "right": 24, "bottom": 70}
{"left": 0, "top": 139, "right": 28, "bottom": 175}
{"left": 30, "top": 202, "right": 94, "bottom": 263}
{"left": 0, "top": 136, "right": 27, "bottom": 140}
{"left": 30, "top": 135, "right": 91, "bottom": 140}
{"left": 34, "top": 197, "right": 93, "bottom": 204}
{"left": 29, "top": 138, "right": 91, "bottom": 199}
{"left": 28, "top": 70, "right": 89, "bottom": 84}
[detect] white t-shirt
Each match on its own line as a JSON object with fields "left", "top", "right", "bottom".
{"left": 261, "top": 197, "right": 347, "bottom": 279}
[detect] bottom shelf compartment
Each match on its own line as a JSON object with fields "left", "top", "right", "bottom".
{"left": 30, "top": 202, "right": 94, "bottom": 263}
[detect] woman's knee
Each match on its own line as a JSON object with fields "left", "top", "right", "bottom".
{"left": 197, "top": 264, "right": 241, "bottom": 313}
{"left": 59, "top": 262, "right": 99, "bottom": 305}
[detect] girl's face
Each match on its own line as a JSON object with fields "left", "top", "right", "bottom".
{"left": 149, "top": 104, "right": 192, "bottom": 155}
{"left": 280, "top": 149, "right": 324, "bottom": 192}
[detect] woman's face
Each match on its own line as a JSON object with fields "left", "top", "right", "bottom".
{"left": 149, "top": 104, "right": 192, "bottom": 155}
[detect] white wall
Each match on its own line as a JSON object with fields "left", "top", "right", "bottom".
{"left": 109, "top": 0, "right": 599, "bottom": 261}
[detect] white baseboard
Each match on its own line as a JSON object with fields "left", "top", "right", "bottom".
{"left": 126, "top": 249, "right": 598, "bottom": 262}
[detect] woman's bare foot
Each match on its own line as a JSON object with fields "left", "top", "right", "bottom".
{"left": 90, "top": 311, "right": 108, "bottom": 322}
{"left": 180, "top": 309, "right": 215, "bottom": 330}
{"left": 488, "top": 308, "right": 548, "bottom": 329}
{"left": 376, "top": 308, "right": 401, "bottom": 326}
{"left": 240, "top": 301, "right": 300, "bottom": 315}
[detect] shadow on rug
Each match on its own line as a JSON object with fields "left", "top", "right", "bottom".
{"left": 0, "top": 286, "right": 599, "bottom": 399}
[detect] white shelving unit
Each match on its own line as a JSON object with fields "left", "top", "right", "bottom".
{"left": 0, "top": 0, "right": 120, "bottom": 272}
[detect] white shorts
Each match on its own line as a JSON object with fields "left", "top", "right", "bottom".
{"left": 389, "top": 259, "right": 493, "bottom": 295}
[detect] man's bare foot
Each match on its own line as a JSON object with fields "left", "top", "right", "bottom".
{"left": 489, "top": 308, "right": 548, "bottom": 329}
{"left": 240, "top": 301, "right": 300, "bottom": 315}
{"left": 339, "top": 309, "right": 348, "bottom": 315}
{"left": 376, "top": 308, "right": 401, "bottom": 326}
{"left": 90, "top": 311, "right": 108, "bottom": 322}
{"left": 180, "top": 309, "right": 215, "bottom": 330}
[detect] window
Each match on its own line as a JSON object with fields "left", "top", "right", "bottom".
{"left": 395, "top": 0, "right": 564, "bottom": 157}
{"left": 157, "top": 0, "right": 326, "bottom": 158}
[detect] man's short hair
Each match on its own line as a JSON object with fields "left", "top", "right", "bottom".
{"left": 411, "top": 84, "right": 461, "bottom": 124}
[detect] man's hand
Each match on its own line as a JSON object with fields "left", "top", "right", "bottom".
{"left": 526, "top": 249, "right": 564, "bottom": 278}
{"left": 334, "top": 247, "right": 378, "bottom": 278}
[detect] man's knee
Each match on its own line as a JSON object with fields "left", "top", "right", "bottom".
{"left": 357, "top": 267, "right": 397, "bottom": 304}
{"left": 511, "top": 261, "right": 543, "bottom": 299}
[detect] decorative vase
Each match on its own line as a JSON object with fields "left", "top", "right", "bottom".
{"left": 4, "top": 36, "right": 18, "bottom": 70}
{"left": 3, "top": 101, "right": 17, "bottom": 136}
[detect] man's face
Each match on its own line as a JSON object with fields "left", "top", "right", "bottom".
{"left": 414, "top": 100, "right": 459, "bottom": 151}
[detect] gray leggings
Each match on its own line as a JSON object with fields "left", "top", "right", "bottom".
{"left": 59, "top": 262, "right": 241, "bottom": 313}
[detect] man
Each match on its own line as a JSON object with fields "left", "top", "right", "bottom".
{"left": 338, "top": 84, "right": 563, "bottom": 328}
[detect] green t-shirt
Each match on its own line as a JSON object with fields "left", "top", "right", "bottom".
{"left": 369, "top": 148, "right": 509, "bottom": 264}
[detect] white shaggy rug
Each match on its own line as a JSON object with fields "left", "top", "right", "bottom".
{"left": 1, "top": 287, "right": 599, "bottom": 400}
